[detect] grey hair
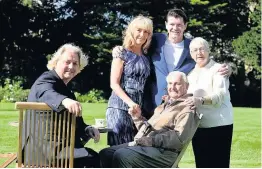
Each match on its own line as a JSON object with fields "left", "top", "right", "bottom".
{"left": 189, "top": 37, "right": 210, "bottom": 53}
{"left": 166, "top": 71, "right": 188, "bottom": 84}
{"left": 47, "top": 43, "right": 88, "bottom": 71}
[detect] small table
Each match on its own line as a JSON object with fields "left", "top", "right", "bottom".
{"left": 92, "top": 125, "right": 112, "bottom": 133}
{"left": 98, "top": 127, "right": 112, "bottom": 133}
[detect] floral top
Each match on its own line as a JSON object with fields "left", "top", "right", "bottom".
{"left": 107, "top": 48, "right": 151, "bottom": 111}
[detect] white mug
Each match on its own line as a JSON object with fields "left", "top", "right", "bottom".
{"left": 95, "top": 118, "right": 106, "bottom": 128}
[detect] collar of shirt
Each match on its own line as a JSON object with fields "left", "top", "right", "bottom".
{"left": 165, "top": 39, "right": 184, "bottom": 48}
{"left": 195, "top": 59, "right": 215, "bottom": 70}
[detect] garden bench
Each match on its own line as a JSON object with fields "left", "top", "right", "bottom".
{"left": 1, "top": 102, "right": 76, "bottom": 168}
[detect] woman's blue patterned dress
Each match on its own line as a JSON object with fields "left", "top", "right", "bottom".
{"left": 106, "top": 48, "right": 150, "bottom": 146}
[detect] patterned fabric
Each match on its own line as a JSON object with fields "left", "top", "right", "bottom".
{"left": 106, "top": 48, "right": 150, "bottom": 146}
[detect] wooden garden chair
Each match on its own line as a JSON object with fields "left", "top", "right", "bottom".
{"left": 14, "top": 102, "right": 76, "bottom": 168}
{"left": 171, "top": 113, "right": 203, "bottom": 168}
{"left": 0, "top": 153, "right": 17, "bottom": 168}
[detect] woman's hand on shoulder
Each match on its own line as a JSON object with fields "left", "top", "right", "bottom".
{"left": 185, "top": 96, "right": 204, "bottom": 110}
{"left": 162, "top": 95, "right": 170, "bottom": 103}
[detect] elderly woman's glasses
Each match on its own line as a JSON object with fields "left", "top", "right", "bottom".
{"left": 191, "top": 47, "right": 206, "bottom": 53}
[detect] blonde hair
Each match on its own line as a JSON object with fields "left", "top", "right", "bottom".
{"left": 47, "top": 43, "right": 88, "bottom": 72}
{"left": 166, "top": 71, "right": 188, "bottom": 84}
{"left": 189, "top": 37, "right": 210, "bottom": 53}
{"left": 123, "top": 15, "right": 153, "bottom": 54}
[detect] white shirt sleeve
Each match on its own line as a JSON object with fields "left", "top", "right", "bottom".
{"left": 209, "top": 73, "right": 230, "bottom": 106}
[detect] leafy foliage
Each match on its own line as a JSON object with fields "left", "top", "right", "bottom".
{"left": 0, "top": 0, "right": 260, "bottom": 107}
{"left": 75, "top": 89, "right": 107, "bottom": 103}
{"left": 0, "top": 78, "right": 30, "bottom": 102}
{"left": 232, "top": 2, "right": 261, "bottom": 79}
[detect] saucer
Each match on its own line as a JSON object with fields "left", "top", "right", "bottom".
{"left": 92, "top": 125, "right": 112, "bottom": 133}
{"left": 98, "top": 128, "right": 112, "bottom": 133}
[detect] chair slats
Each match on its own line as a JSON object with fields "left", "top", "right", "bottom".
{"left": 69, "top": 115, "right": 76, "bottom": 168}
{"left": 15, "top": 102, "right": 76, "bottom": 168}
{"left": 23, "top": 110, "right": 27, "bottom": 167}
{"left": 17, "top": 109, "right": 23, "bottom": 168}
{"left": 44, "top": 111, "right": 49, "bottom": 168}
{"left": 52, "top": 112, "right": 58, "bottom": 167}
{"left": 40, "top": 113, "right": 45, "bottom": 167}
{"left": 61, "top": 111, "right": 66, "bottom": 167}
{"left": 27, "top": 110, "right": 32, "bottom": 168}
{"left": 48, "top": 111, "right": 54, "bottom": 167}
{"left": 64, "top": 112, "right": 70, "bottom": 168}
{"left": 36, "top": 112, "right": 40, "bottom": 166}
{"left": 56, "top": 114, "right": 62, "bottom": 167}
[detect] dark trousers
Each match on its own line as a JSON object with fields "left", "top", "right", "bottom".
{"left": 192, "top": 124, "right": 233, "bottom": 168}
{"left": 73, "top": 147, "right": 100, "bottom": 168}
{"left": 99, "top": 143, "right": 177, "bottom": 168}
{"left": 22, "top": 147, "right": 100, "bottom": 168}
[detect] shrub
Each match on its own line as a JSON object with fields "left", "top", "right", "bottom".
{"left": 0, "top": 78, "right": 30, "bottom": 102}
{"left": 75, "top": 89, "right": 107, "bottom": 103}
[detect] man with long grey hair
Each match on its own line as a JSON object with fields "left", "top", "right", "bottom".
{"left": 22, "top": 43, "right": 100, "bottom": 167}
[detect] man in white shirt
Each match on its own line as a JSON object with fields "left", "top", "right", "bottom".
{"left": 112, "top": 9, "right": 231, "bottom": 118}
{"left": 144, "top": 8, "right": 231, "bottom": 117}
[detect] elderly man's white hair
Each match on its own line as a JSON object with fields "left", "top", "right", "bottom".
{"left": 47, "top": 43, "right": 88, "bottom": 71}
{"left": 166, "top": 71, "right": 188, "bottom": 84}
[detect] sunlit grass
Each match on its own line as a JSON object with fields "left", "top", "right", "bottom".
{"left": 0, "top": 103, "right": 261, "bottom": 167}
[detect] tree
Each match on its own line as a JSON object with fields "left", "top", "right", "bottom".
{"left": 232, "top": 1, "right": 261, "bottom": 79}
{"left": 0, "top": 0, "right": 260, "bottom": 106}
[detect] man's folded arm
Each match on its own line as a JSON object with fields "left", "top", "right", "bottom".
{"left": 35, "top": 76, "right": 89, "bottom": 138}
{"left": 36, "top": 78, "right": 68, "bottom": 112}
{"left": 136, "top": 108, "right": 199, "bottom": 151}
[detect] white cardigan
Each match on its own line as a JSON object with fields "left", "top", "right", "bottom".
{"left": 187, "top": 59, "right": 233, "bottom": 128}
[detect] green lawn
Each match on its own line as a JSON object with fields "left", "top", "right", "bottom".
{"left": 0, "top": 103, "right": 261, "bottom": 168}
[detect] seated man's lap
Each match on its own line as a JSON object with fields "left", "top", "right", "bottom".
{"left": 100, "top": 144, "right": 177, "bottom": 168}
{"left": 74, "top": 147, "right": 100, "bottom": 168}
{"left": 99, "top": 143, "right": 129, "bottom": 167}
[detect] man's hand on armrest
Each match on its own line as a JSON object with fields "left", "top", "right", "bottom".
{"left": 61, "top": 98, "right": 82, "bottom": 117}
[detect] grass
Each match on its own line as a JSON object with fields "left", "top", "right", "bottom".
{"left": 0, "top": 103, "right": 261, "bottom": 168}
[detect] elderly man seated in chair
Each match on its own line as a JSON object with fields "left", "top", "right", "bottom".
{"left": 99, "top": 71, "right": 201, "bottom": 168}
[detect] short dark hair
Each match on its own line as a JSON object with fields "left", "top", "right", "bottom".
{"left": 166, "top": 8, "right": 188, "bottom": 24}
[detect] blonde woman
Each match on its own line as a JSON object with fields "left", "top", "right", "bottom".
{"left": 106, "top": 15, "right": 153, "bottom": 146}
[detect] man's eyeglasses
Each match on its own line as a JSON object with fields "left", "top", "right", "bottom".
{"left": 191, "top": 47, "right": 206, "bottom": 53}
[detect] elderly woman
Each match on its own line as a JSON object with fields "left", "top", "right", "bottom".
{"left": 186, "top": 37, "right": 233, "bottom": 168}
{"left": 106, "top": 15, "right": 153, "bottom": 146}
{"left": 22, "top": 44, "right": 100, "bottom": 167}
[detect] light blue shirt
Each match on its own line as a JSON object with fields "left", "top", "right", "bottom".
{"left": 163, "top": 40, "right": 184, "bottom": 72}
